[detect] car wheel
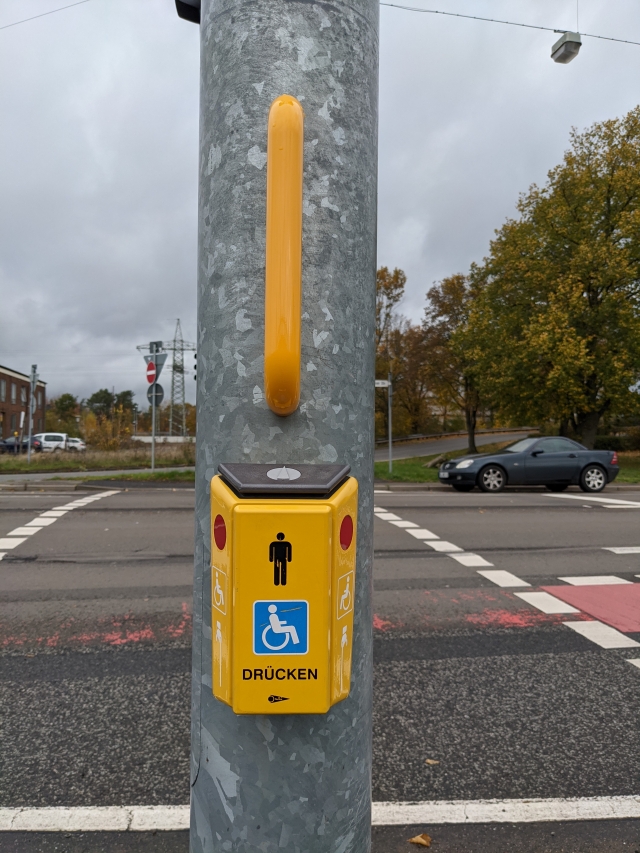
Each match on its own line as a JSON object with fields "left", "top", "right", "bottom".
{"left": 546, "top": 484, "right": 569, "bottom": 492}
{"left": 452, "top": 483, "right": 475, "bottom": 492}
{"left": 579, "top": 465, "right": 607, "bottom": 493}
{"left": 477, "top": 465, "right": 506, "bottom": 493}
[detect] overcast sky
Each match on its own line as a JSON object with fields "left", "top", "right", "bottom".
{"left": 1, "top": 0, "right": 639, "bottom": 406}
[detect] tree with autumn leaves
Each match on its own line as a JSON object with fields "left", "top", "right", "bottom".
{"left": 468, "top": 106, "right": 640, "bottom": 447}
{"left": 377, "top": 106, "right": 640, "bottom": 450}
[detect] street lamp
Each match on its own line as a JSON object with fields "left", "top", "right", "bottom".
{"left": 551, "top": 31, "right": 582, "bottom": 63}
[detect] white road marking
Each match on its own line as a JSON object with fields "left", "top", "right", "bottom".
{"left": 371, "top": 795, "right": 640, "bottom": 825}
{"left": 478, "top": 570, "right": 530, "bottom": 587}
{"left": 604, "top": 546, "right": 640, "bottom": 554}
{"left": 564, "top": 620, "right": 640, "bottom": 649}
{"left": 449, "top": 553, "right": 494, "bottom": 567}
{"left": 376, "top": 512, "right": 402, "bottom": 521}
{"left": 6, "top": 527, "right": 40, "bottom": 537}
{"left": 559, "top": 575, "right": 632, "bottom": 585}
{"left": 5, "top": 796, "right": 640, "bottom": 831}
{"left": 0, "top": 491, "right": 119, "bottom": 561}
{"left": 546, "top": 494, "right": 640, "bottom": 507}
{"left": 604, "top": 506, "right": 640, "bottom": 509}
{"left": 0, "top": 538, "right": 27, "bottom": 549}
{"left": 390, "top": 520, "right": 419, "bottom": 528}
{"left": 425, "top": 540, "right": 462, "bottom": 553}
{"left": 0, "top": 805, "right": 190, "bottom": 832}
{"left": 514, "top": 591, "right": 579, "bottom": 614}
{"left": 406, "top": 528, "right": 439, "bottom": 540}
{"left": 627, "top": 659, "right": 640, "bottom": 670}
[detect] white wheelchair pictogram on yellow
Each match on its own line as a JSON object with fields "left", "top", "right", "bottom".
{"left": 262, "top": 604, "right": 300, "bottom": 651}
{"left": 213, "top": 570, "right": 225, "bottom": 609}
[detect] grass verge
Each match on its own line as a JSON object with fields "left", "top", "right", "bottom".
{"left": 0, "top": 444, "right": 195, "bottom": 474}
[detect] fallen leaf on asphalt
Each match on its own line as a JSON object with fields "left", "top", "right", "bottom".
{"left": 424, "top": 759, "right": 440, "bottom": 765}
{"left": 408, "top": 833, "right": 432, "bottom": 847}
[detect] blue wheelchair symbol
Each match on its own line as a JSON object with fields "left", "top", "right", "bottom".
{"left": 253, "top": 600, "right": 308, "bottom": 655}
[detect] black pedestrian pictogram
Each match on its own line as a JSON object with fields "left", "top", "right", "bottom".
{"left": 269, "top": 532, "right": 292, "bottom": 586}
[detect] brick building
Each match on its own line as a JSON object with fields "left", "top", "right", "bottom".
{"left": 0, "top": 365, "right": 47, "bottom": 440}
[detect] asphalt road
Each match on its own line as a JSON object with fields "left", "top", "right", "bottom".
{"left": 2, "top": 484, "right": 640, "bottom": 851}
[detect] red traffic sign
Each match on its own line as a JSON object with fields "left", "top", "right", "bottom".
{"left": 146, "top": 362, "right": 156, "bottom": 384}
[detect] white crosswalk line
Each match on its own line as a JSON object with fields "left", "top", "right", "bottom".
{"left": 389, "top": 520, "right": 419, "bottom": 528}
{"left": 559, "top": 575, "right": 632, "bottom": 585}
{"left": 564, "top": 621, "right": 640, "bottom": 649}
{"left": 514, "top": 592, "right": 579, "bottom": 614}
{"left": 449, "top": 553, "right": 494, "bottom": 567}
{"left": 376, "top": 512, "right": 402, "bottom": 521}
{"left": 406, "top": 528, "right": 439, "bottom": 540}
{"left": 627, "top": 659, "right": 640, "bottom": 670}
{"left": 6, "top": 527, "right": 40, "bottom": 537}
{"left": 25, "top": 518, "right": 57, "bottom": 527}
{"left": 425, "top": 540, "right": 462, "bottom": 553}
{"left": 0, "top": 538, "right": 27, "bottom": 549}
{"left": 478, "top": 570, "right": 530, "bottom": 587}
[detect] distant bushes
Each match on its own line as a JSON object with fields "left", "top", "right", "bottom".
{"left": 594, "top": 432, "right": 640, "bottom": 452}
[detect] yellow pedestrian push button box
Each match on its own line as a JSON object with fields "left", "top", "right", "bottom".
{"left": 210, "top": 463, "right": 357, "bottom": 715}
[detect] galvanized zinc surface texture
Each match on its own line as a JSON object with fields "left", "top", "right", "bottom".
{"left": 192, "top": 0, "right": 379, "bottom": 849}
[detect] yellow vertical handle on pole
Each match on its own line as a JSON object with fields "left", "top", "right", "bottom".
{"left": 264, "top": 95, "right": 304, "bottom": 417}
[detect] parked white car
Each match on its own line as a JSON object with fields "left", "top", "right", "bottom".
{"left": 67, "top": 437, "right": 86, "bottom": 452}
{"left": 33, "top": 433, "right": 68, "bottom": 452}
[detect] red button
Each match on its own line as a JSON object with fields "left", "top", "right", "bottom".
{"left": 340, "top": 515, "right": 353, "bottom": 550}
{"left": 213, "top": 514, "right": 226, "bottom": 550}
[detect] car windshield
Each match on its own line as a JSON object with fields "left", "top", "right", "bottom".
{"left": 503, "top": 438, "right": 538, "bottom": 453}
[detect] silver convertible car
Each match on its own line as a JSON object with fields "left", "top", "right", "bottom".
{"left": 438, "top": 436, "right": 619, "bottom": 493}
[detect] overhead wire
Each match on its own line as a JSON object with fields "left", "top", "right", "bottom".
{"left": 379, "top": 3, "right": 640, "bottom": 48}
{"left": 0, "top": 0, "right": 91, "bottom": 33}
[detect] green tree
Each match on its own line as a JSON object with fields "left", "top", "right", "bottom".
{"left": 115, "top": 390, "right": 135, "bottom": 411}
{"left": 423, "top": 274, "right": 481, "bottom": 453}
{"left": 469, "top": 107, "right": 640, "bottom": 447}
{"left": 54, "top": 394, "right": 78, "bottom": 420}
{"left": 86, "top": 389, "right": 115, "bottom": 418}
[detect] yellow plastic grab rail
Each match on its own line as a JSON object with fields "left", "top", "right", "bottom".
{"left": 264, "top": 95, "right": 304, "bottom": 417}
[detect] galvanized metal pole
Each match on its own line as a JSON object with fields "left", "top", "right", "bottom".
{"left": 27, "top": 364, "right": 37, "bottom": 464}
{"left": 189, "top": 0, "right": 379, "bottom": 849}
{"left": 387, "top": 373, "right": 392, "bottom": 474}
